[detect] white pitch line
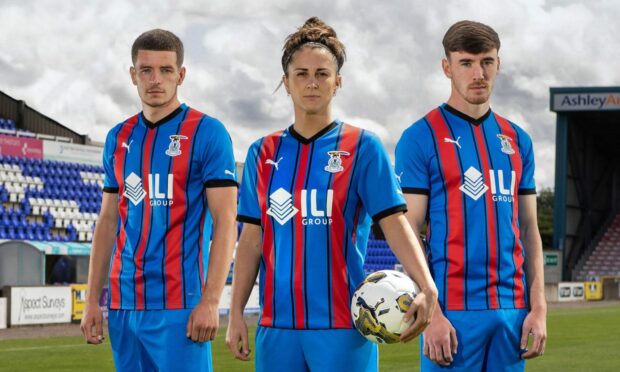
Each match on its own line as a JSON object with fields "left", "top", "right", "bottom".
{"left": 0, "top": 343, "right": 88, "bottom": 352}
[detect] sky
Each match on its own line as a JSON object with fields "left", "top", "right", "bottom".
{"left": 1, "top": 0, "right": 619, "bottom": 189}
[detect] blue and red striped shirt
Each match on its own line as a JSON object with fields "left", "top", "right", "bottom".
{"left": 395, "top": 104, "right": 536, "bottom": 311}
{"left": 238, "top": 121, "right": 405, "bottom": 329}
{"left": 102, "top": 104, "right": 237, "bottom": 310}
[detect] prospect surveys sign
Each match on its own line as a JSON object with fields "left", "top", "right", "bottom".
{"left": 9, "top": 286, "right": 72, "bottom": 326}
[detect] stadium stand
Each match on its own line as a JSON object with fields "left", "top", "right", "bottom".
{"left": 575, "top": 211, "right": 620, "bottom": 281}
{"left": 363, "top": 233, "right": 401, "bottom": 273}
{"left": 0, "top": 152, "right": 101, "bottom": 243}
{"left": 0, "top": 117, "right": 37, "bottom": 138}
{"left": 0, "top": 118, "right": 16, "bottom": 130}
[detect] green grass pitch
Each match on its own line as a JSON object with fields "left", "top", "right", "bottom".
{"left": 1, "top": 305, "right": 619, "bottom": 371}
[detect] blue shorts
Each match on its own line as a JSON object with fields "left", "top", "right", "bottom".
{"left": 256, "top": 326, "right": 378, "bottom": 372}
{"left": 108, "top": 309, "right": 212, "bottom": 372}
{"left": 421, "top": 309, "right": 527, "bottom": 372}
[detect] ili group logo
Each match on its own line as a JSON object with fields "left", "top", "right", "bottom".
{"left": 266, "top": 188, "right": 298, "bottom": 225}
{"left": 267, "top": 188, "right": 334, "bottom": 226}
{"left": 123, "top": 172, "right": 174, "bottom": 206}
{"left": 459, "top": 166, "right": 516, "bottom": 202}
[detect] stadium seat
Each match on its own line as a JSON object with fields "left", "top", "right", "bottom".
{"left": 7, "top": 227, "right": 16, "bottom": 240}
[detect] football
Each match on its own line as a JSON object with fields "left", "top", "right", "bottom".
{"left": 350, "top": 270, "right": 420, "bottom": 344}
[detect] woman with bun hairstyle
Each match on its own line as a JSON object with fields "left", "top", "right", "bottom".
{"left": 227, "top": 17, "right": 438, "bottom": 371}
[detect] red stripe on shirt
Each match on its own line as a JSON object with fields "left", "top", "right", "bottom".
{"left": 292, "top": 144, "right": 309, "bottom": 328}
{"left": 257, "top": 131, "right": 283, "bottom": 326}
{"left": 495, "top": 114, "right": 526, "bottom": 308}
{"left": 109, "top": 114, "right": 139, "bottom": 309}
{"left": 330, "top": 124, "right": 361, "bottom": 328}
{"left": 473, "top": 125, "right": 500, "bottom": 309}
{"left": 165, "top": 109, "right": 202, "bottom": 309}
{"left": 426, "top": 109, "right": 465, "bottom": 310}
{"left": 133, "top": 127, "right": 155, "bottom": 309}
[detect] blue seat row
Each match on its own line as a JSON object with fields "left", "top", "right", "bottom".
{"left": 0, "top": 118, "right": 16, "bottom": 129}
{"left": 0, "top": 155, "right": 104, "bottom": 174}
{"left": 0, "top": 226, "right": 76, "bottom": 242}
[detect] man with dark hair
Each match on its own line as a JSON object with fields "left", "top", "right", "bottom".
{"left": 396, "top": 20, "right": 547, "bottom": 371}
{"left": 81, "top": 29, "right": 238, "bottom": 371}
{"left": 131, "top": 28, "right": 184, "bottom": 67}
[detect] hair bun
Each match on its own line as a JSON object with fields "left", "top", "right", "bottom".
{"left": 302, "top": 17, "right": 324, "bottom": 29}
{"left": 301, "top": 17, "right": 337, "bottom": 39}
{"left": 281, "top": 17, "right": 346, "bottom": 73}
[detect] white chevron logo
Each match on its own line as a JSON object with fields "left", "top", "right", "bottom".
{"left": 266, "top": 188, "right": 298, "bottom": 225}
{"left": 123, "top": 172, "right": 147, "bottom": 206}
{"left": 459, "top": 166, "right": 488, "bottom": 201}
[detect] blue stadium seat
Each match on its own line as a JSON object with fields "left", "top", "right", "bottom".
{"left": 43, "top": 212, "right": 54, "bottom": 227}
{"left": 20, "top": 200, "right": 31, "bottom": 215}
{"left": 7, "top": 227, "right": 16, "bottom": 239}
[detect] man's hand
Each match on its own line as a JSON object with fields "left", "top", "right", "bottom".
{"left": 422, "top": 310, "right": 458, "bottom": 366}
{"left": 520, "top": 308, "right": 547, "bottom": 359}
{"left": 186, "top": 301, "right": 219, "bottom": 343}
{"left": 80, "top": 300, "right": 104, "bottom": 344}
{"left": 399, "top": 287, "right": 438, "bottom": 343}
{"left": 225, "top": 314, "right": 251, "bottom": 361}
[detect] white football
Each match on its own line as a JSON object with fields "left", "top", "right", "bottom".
{"left": 350, "top": 270, "right": 420, "bottom": 344}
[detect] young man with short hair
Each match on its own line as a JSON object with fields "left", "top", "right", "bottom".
{"left": 81, "top": 29, "right": 238, "bottom": 371}
{"left": 396, "top": 20, "right": 547, "bottom": 371}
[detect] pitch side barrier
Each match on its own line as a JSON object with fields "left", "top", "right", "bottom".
{"left": 0, "top": 285, "right": 108, "bottom": 327}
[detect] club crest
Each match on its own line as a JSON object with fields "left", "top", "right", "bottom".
{"left": 324, "top": 150, "right": 350, "bottom": 173}
{"left": 497, "top": 134, "right": 515, "bottom": 155}
{"left": 165, "top": 135, "right": 188, "bottom": 157}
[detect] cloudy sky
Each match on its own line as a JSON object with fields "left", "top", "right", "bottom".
{"left": 1, "top": 0, "right": 619, "bottom": 188}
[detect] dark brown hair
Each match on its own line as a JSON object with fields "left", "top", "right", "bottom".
{"left": 442, "top": 20, "right": 500, "bottom": 57}
{"left": 281, "top": 17, "right": 346, "bottom": 74}
{"left": 131, "top": 29, "right": 184, "bottom": 67}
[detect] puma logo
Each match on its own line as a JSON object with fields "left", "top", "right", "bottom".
{"left": 444, "top": 136, "right": 461, "bottom": 149}
{"left": 395, "top": 172, "right": 403, "bottom": 183}
{"left": 265, "top": 157, "right": 284, "bottom": 171}
{"left": 224, "top": 169, "right": 235, "bottom": 177}
{"left": 122, "top": 140, "right": 133, "bottom": 153}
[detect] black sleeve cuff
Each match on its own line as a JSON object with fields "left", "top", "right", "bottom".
{"left": 237, "top": 215, "right": 261, "bottom": 225}
{"left": 372, "top": 204, "right": 408, "bottom": 223}
{"left": 518, "top": 188, "right": 537, "bottom": 195}
{"left": 102, "top": 187, "right": 119, "bottom": 193}
{"left": 204, "top": 179, "right": 239, "bottom": 188}
{"left": 402, "top": 187, "right": 429, "bottom": 195}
